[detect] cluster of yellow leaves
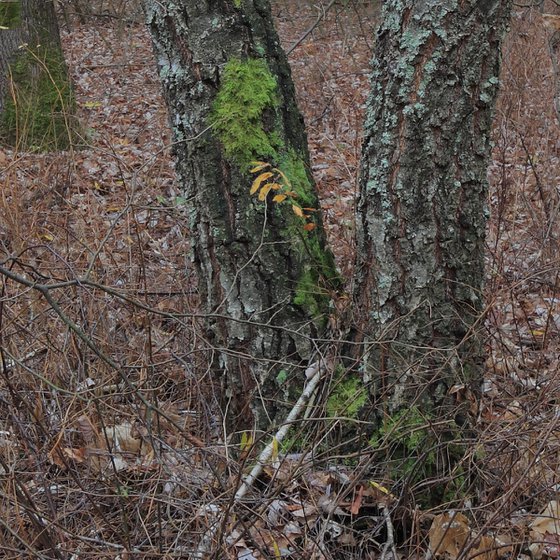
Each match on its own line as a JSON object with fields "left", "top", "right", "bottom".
{"left": 250, "top": 161, "right": 317, "bottom": 231}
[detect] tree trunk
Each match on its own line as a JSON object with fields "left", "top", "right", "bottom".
{"left": 144, "top": 0, "right": 337, "bottom": 431}
{"left": 353, "top": 0, "right": 511, "bottom": 497}
{"left": 0, "top": 2, "right": 25, "bottom": 112}
{"left": 0, "top": 0, "right": 74, "bottom": 150}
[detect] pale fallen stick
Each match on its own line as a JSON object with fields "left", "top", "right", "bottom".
{"left": 234, "top": 359, "right": 324, "bottom": 501}
{"left": 380, "top": 505, "right": 397, "bottom": 560}
{"left": 194, "top": 360, "right": 326, "bottom": 558}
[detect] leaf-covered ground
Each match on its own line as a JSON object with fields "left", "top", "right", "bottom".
{"left": 0, "top": 1, "right": 560, "bottom": 558}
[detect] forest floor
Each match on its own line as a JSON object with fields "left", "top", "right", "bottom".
{"left": 1, "top": 1, "right": 560, "bottom": 558}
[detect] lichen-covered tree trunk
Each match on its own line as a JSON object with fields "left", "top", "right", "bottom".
{"left": 0, "top": 0, "right": 75, "bottom": 149}
{"left": 143, "top": 0, "right": 337, "bottom": 431}
{"left": 353, "top": 0, "right": 511, "bottom": 494}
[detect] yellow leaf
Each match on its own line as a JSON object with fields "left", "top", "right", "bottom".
{"left": 292, "top": 205, "right": 304, "bottom": 218}
{"left": 302, "top": 207, "right": 317, "bottom": 212}
{"left": 250, "top": 161, "right": 271, "bottom": 173}
{"left": 272, "top": 540, "right": 282, "bottom": 559}
{"left": 369, "top": 481, "right": 394, "bottom": 497}
{"left": 303, "top": 223, "right": 316, "bottom": 231}
{"left": 271, "top": 437, "right": 279, "bottom": 461}
{"left": 269, "top": 183, "right": 282, "bottom": 190}
{"left": 40, "top": 232, "right": 54, "bottom": 241}
{"left": 240, "top": 431, "right": 253, "bottom": 452}
{"left": 258, "top": 183, "right": 274, "bottom": 201}
{"left": 273, "top": 194, "right": 287, "bottom": 203}
{"left": 250, "top": 172, "right": 273, "bottom": 195}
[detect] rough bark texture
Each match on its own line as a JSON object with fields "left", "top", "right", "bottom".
{"left": 144, "top": 0, "right": 337, "bottom": 431}
{"left": 353, "top": 0, "right": 511, "bottom": 467}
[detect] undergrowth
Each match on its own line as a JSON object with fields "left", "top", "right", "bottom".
{"left": 0, "top": 1, "right": 559, "bottom": 559}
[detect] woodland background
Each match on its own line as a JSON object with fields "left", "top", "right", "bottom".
{"left": 1, "top": 0, "right": 560, "bottom": 558}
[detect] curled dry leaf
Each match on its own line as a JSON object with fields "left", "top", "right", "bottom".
{"left": 429, "top": 512, "right": 512, "bottom": 560}
{"left": 76, "top": 414, "right": 99, "bottom": 445}
{"left": 543, "top": 14, "right": 560, "bottom": 32}
{"left": 429, "top": 511, "right": 471, "bottom": 559}
{"left": 530, "top": 501, "right": 560, "bottom": 559}
{"left": 48, "top": 439, "right": 87, "bottom": 469}
{"left": 101, "top": 422, "right": 142, "bottom": 454}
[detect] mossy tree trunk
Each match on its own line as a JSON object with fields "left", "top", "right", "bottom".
{"left": 0, "top": 1, "right": 25, "bottom": 110}
{"left": 353, "top": 0, "right": 511, "bottom": 497}
{"left": 0, "top": 0, "right": 75, "bottom": 150}
{"left": 143, "top": 0, "right": 337, "bottom": 431}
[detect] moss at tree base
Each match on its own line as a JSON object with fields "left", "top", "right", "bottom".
{"left": 1, "top": 45, "right": 78, "bottom": 151}
{"left": 368, "top": 406, "right": 471, "bottom": 507}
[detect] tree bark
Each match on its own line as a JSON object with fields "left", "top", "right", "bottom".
{"left": 144, "top": 0, "right": 337, "bottom": 431}
{"left": 0, "top": 2, "right": 25, "bottom": 112}
{"left": 0, "top": 0, "right": 63, "bottom": 105}
{"left": 353, "top": 0, "right": 511, "bottom": 494}
{"left": 0, "top": 0, "right": 73, "bottom": 149}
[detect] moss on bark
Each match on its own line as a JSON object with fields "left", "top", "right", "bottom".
{"left": 0, "top": 1, "right": 21, "bottom": 28}
{"left": 211, "top": 57, "right": 339, "bottom": 324}
{"left": 367, "top": 406, "right": 469, "bottom": 505}
{"left": 210, "top": 57, "right": 280, "bottom": 170}
{"left": 1, "top": 45, "right": 76, "bottom": 150}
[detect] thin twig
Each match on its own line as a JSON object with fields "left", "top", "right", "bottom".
{"left": 286, "top": 0, "right": 338, "bottom": 56}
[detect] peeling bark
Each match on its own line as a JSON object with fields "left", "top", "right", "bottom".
{"left": 143, "top": 0, "right": 337, "bottom": 430}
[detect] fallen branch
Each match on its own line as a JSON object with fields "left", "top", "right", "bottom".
{"left": 234, "top": 359, "right": 325, "bottom": 501}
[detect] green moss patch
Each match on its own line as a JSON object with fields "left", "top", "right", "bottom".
{"left": 326, "top": 373, "right": 368, "bottom": 419}
{"left": 294, "top": 269, "right": 326, "bottom": 320}
{"left": 210, "top": 57, "right": 281, "bottom": 169}
{"left": 279, "top": 150, "right": 316, "bottom": 207}
{"left": 369, "top": 407, "right": 435, "bottom": 475}
{"left": 0, "top": 1, "right": 21, "bottom": 28}
{"left": 1, "top": 45, "right": 78, "bottom": 151}
{"left": 279, "top": 150, "right": 339, "bottom": 320}
{"left": 369, "top": 406, "right": 468, "bottom": 505}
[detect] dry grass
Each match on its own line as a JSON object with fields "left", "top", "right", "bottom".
{"left": 1, "top": 1, "right": 560, "bottom": 558}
